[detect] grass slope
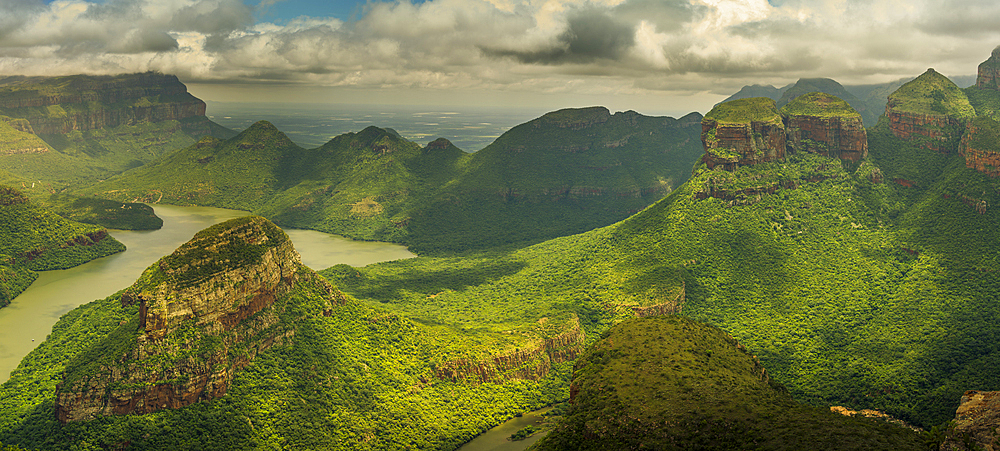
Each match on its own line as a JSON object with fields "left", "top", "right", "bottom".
{"left": 776, "top": 78, "right": 878, "bottom": 125}
{"left": 531, "top": 316, "right": 923, "bottom": 450}
{"left": 888, "top": 69, "right": 975, "bottom": 118}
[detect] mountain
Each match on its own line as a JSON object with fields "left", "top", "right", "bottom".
{"left": 531, "top": 316, "right": 923, "bottom": 450}
{"left": 81, "top": 107, "right": 705, "bottom": 254}
{"left": 324, "top": 78, "right": 1000, "bottom": 432}
{"left": 0, "top": 185, "right": 125, "bottom": 307}
{"left": 0, "top": 73, "right": 235, "bottom": 230}
{"left": 717, "top": 83, "right": 790, "bottom": 103}
{"left": 775, "top": 78, "right": 879, "bottom": 126}
{"left": 723, "top": 77, "right": 918, "bottom": 127}
{"left": 885, "top": 68, "right": 975, "bottom": 153}
{"left": 0, "top": 216, "right": 580, "bottom": 449}
{"left": 780, "top": 92, "right": 868, "bottom": 163}
{"left": 699, "top": 97, "right": 786, "bottom": 170}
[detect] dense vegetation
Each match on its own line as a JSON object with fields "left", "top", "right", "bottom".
{"left": 81, "top": 107, "right": 705, "bottom": 254}
{"left": 326, "top": 136, "right": 1000, "bottom": 431}
{"left": 0, "top": 185, "right": 125, "bottom": 305}
{"left": 532, "top": 316, "right": 923, "bottom": 450}
{"left": 780, "top": 92, "right": 860, "bottom": 118}
{"left": 776, "top": 78, "right": 878, "bottom": 125}
{"left": 38, "top": 195, "right": 162, "bottom": 230}
{"left": 887, "top": 69, "right": 976, "bottom": 118}
{"left": 704, "top": 97, "right": 781, "bottom": 124}
{"left": 0, "top": 233, "right": 571, "bottom": 450}
{"left": 965, "top": 85, "right": 1000, "bottom": 121}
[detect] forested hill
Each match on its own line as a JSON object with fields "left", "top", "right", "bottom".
{"left": 80, "top": 106, "right": 705, "bottom": 254}
{"left": 0, "top": 186, "right": 125, "bottom": 307}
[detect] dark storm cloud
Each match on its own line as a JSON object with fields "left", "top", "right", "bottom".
{"left": 481, "top": 8, "right": 635, "bottom": 64}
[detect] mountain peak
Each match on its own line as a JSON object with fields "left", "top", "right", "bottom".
{"left": 977, "top": 46, "right": 1000, "bottom": 90}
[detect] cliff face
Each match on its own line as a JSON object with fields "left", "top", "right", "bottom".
{"left": 0, "top": 72, "right": 206, "bottom": 135}
{"left": 700, "top": 98, "right": 786, "bottom": 170}
{"left": 433, "top": 316, "right": 585, "bottom": 383}
{"left": 976, "top": 46, "right": 1000, "bottom": 90}
{"left": 781, "top": 92, "right": 868, "bottom": 163}
{"left": 886, "top": 69, "right": 975, "bottom": 153}
{"left": 54, "top": 216, "right": 342, "bottom": 422}
{"left": 959, "top": 117, "right": 1000, "bottom": 176}
{"left": 941, "top": 390, "right": 1000, "bottom": 451}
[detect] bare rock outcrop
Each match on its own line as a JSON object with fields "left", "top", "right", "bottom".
{"left": 781, "top": 92, "right": 868, "bottom": 163}
{"left": 701, "top": 97, "right": 786, "bottom": 170}
{"left": 941, "top": 390, "right": 1000, "bottom": 451}
{"left": 959, "top": 116, "right": 1000, "bottom": 177}
{"left": 433, "top": 315, "right": 585, "bottom": 383}
{"left": 54, "top": 216, "right": 343, "bottom": 422}
{"left": 885, "top": 69, "right": 975, "bottom": 153}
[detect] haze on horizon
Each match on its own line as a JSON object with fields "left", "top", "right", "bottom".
{"left": 0, "top": 0, "right": 998, "bottom": 116}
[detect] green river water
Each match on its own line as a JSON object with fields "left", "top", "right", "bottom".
{"left": 0, "top": 205, "right": 414, "bottom": 382}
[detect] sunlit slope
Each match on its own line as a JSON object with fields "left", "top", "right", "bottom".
{"left": 0, "top": 217, "right": 575, "bottom": 450}
{"left": 332, "top": 142, "right": 1000, "bottom": 428}
{"left": 532, "top": 316, "right": 923, "bottom": 451}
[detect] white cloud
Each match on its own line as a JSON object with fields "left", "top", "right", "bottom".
{"left": 0, "top": 0, "right": 997, "bottom": 105}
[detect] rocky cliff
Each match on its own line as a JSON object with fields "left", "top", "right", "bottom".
{"left": 0, "top": 72, "right": 206, "bottom": 135}
{"left": 886, "top": 69, "right": 975, "bottom": 153}
{"left": 53, "top": 216, "right": 343, "bottom": 422}
{"left": 959, "top": 116, "right": 1000, "bottom": 176}
{"left": 781, "top": 92, "right": 868, "bottom": 163}
{"left": 433, "top": 315, "right": 584, "bottom": 383}
{"left": 977, "top": 46, "right": 1000, "bottom": 90}
{"left": 941, "top": 390, "right": 1000, "bottom": 451}
{"left": 701, "top": 97, "right": 786, "bottom": 170}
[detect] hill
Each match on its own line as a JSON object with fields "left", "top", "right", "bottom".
{"left": 775, "top": 78, "right": 879, "bottom": 126}
{"left": 0, "top": 186, "right": 125, "bottom": 307}
{"left": 326, "top": 119, "right": 1000, "bottom": 430}
{"left": 531, "top": 315, "right": 923, "bottom": 450}
{"left": 81, "top": 107, "right": 705, "bottom": 254}
{"left": 0, "top": 216, "right": 579, "bottom": 449}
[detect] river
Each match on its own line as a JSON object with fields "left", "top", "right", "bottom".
{"left": 0, "top": 205, "right": 414, "bottom": 382}
{"left": 457, "top": 407, "right": 551, "bottom": 451}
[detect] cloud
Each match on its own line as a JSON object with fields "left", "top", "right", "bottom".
{"left": 0, "top": 0, "right": 998, "bottom": 105}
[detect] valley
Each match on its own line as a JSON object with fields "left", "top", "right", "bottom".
{"left": 1, "top": 46, "right": 1000, "bottom": 451}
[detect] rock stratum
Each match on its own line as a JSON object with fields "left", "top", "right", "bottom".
{"left": 701, "top": 94, "right": 867, "bottom": 170}
{"left": 700, "top": 97, "right": 786, "bottom": 170}
{"left": 0, "top": 72, "right": 206, "bottom": 135}
{"left": 53, "top": 216, "right": 343, "bottom": 422}
{"left": 941, "top": 390, "right": 1000, "bottom": 451}
{"left": 886, "top": 69, "right": 975, "bottom": 153}
{"left": 959, "top": 116, "right": 1000, "bottom": 177}
{"left": 781, "top": 92, "right": 868, "bottom": 163}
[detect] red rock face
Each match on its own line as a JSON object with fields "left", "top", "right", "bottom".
{"left": 784, "top": 114, "right": 868, "bottom": 163}
{"left": 54, "top": 218, "right": 345, "bottom": 423}
{"left": 701, "top": 118, "right": 786, "bottom": 170}
{"left": 885, "top": 104, "right": 964, "bottom": 153}
{"left": 959, "top": 120, "right": 1000, "bottom": 177}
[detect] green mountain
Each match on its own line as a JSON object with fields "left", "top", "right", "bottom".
{"left": 0, "top": 185, "right": 125, "bottom": 307}
{"left": 531, "top": 315, "right": 922, "bottom": 450}
{"left": 775, "top": 78, "right": 879, "bottom": 126}
{"left": 324, "top": 113, "right": 1000, "bottom": 431}
{"left": 81, "top": 107, "right": 705, "bottom": 254}
{"left": 0, "top": 216, "right": 576, "bottom": 449}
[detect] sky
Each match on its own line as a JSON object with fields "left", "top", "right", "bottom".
{"left": 1, "top": 0, "right": 999, "bottom": 116}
